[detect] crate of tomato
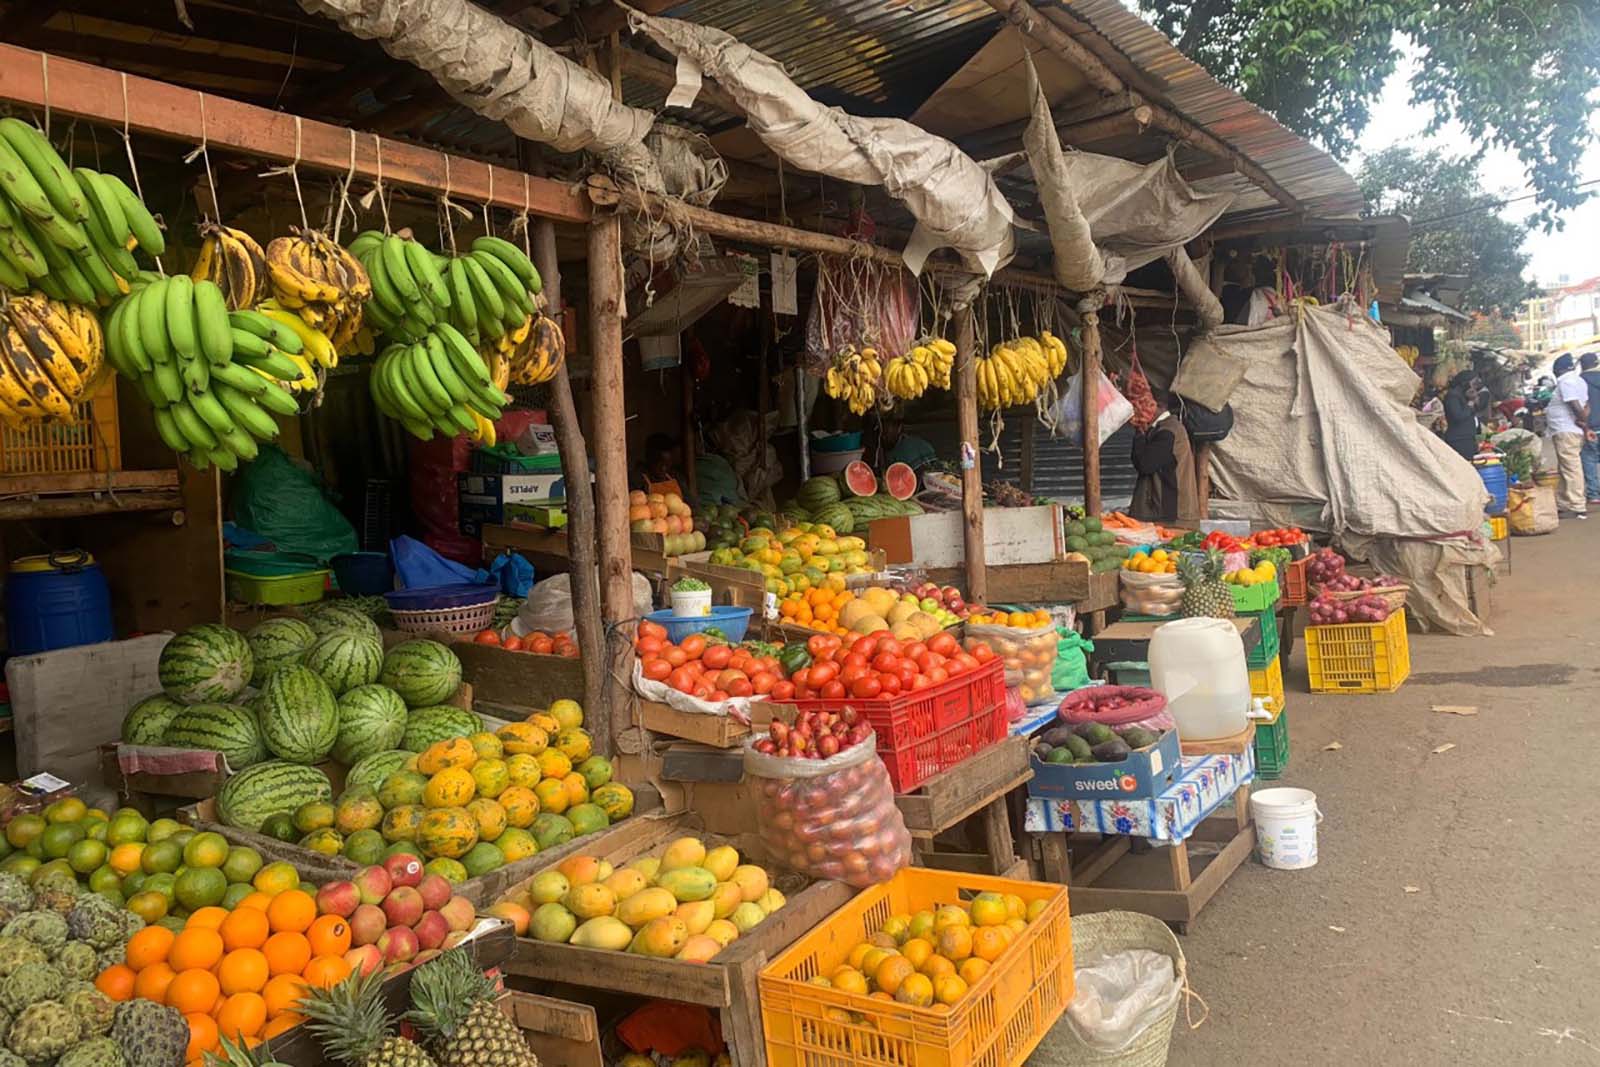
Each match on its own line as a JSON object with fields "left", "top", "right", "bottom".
{"left": 634, "top": 622, "right": 800, "bottom": 702}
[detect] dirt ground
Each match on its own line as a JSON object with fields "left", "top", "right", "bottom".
{"left": 1031, "top": 521, "right": 1600, "bottom": 1065}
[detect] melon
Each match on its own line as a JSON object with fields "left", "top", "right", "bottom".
{"left": 840, "top": 460, "right": 878, "bottom": 497}
{"left": 304, "top": 601, "right": 382, "bottom": 642}
{"left": 400, "top": 705, "right": 482, "bottom": 751}
{"left": 332, "top": 684, "right": 409, "bottom": 765}
{"left": 380, "top": 640, "right": 463, "bottom": 707}
{"left": 795, "top": 475, "right": 842, "bottom": 512}
{"left": 159, "top": 623, "right": 253, "bottom": 704}
{"left": 344, "top": 749, "right": 413, "bottom": 795}
{"left": 245, "top": 617, "right": 316, "bottom": 686}
{"left": 883, "top": 462, "right": 916, "bottom": 501}
{"left": 257, "top": 664, "right": 339, "bottom": 763}
{"left": 812, "top": 503, "right": 855, "bottom": 535}
{"left": 163, "top": 703, "right": 266, "bottom": 769}
{"left": 216, "top": 760, "right": 333, "bottom": 831}
{"left": 121, "top": 694, "right": 186, "bottom": 745}
{"left": 303, "top": 631, "right": 384, "bottom": 696}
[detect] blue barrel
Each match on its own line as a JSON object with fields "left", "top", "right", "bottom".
{"left": 1475, "top": 460, "right": 1508, "bottom": 515}
{"left": 5, "top": 551, "right": 114, "bottom": 655}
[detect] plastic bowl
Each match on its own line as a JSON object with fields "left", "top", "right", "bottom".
{"left": 384, "top": 583, "right": 500, "bottom": 612}
{"left": 809, "top": 447, "right": 864, "bottom": 475}
{"left": 810, "top": 431, "right": 863, "bottom": 453}
{"left": 645, "top": 605, "right": 752, "bottom": 643}
{"left": 331, "top": 552, "right": 394, "bottom": 596}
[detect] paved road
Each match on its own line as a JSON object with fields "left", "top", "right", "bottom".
{"left": 1033, "top": 521, "right": 1600, "bottom": 1065}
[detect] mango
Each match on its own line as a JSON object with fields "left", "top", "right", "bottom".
{"left": 675, "top": 900, "right": 716, "bottom": 936}
{"left": 629, "top": 915, "right": 689, "bottom": 958}
{"left": 569, "top": 916, "right": 633, "bottom": 951}
{"left": 701, "top": 845, "right": 740, "bottom": 882}
{"left": 628, "top": 856, "right": 662, "bottom": 882}
{"left": 703, "top": 919, "right": 739, "bottom": 948}
{"left": 557, "top": 855, "right": 605, "bottom": 886}
{"left": 659, "top": 836, "right": 707, "bottom": 871}
{"left": 756, "top": 888, "right": 786, "bottom": 915}
{"left": 563, "top": 883, "right": 617, "bottom": 921}
{"left": 730, "top": 901, "right": 766, "bottom": 933}
{"left": 603, "top": 868, "right": 649, "bottom": 901}
{"left": 731, "top": 864, "right": 769, "bottom": 903}
{"left": 526, "top": 871, "right": 570, "bottom": 906}
{"left": 529, "top": 902, "right": 578, "bottom": 943}
{"left": 675, "top": 934, "right": 723, "bottom": 963}
{"left": 710, "top": 881, "right": 743, "bottom": 919}
{"left": 616, "top": 887, "right": 677, "bottom": 928}
{"left": 657, "top": 865, "right": 717, "bottom": 903}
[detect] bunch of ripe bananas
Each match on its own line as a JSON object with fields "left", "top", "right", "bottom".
{"left": 0, "top": 118, "right": 164, "bottom": 304}
{"left": 976, "top": 332, "right": 1069, "bottom": 411}
{"left": 369, "top": 322, "right": 510, "bottom": 444}
{"left": 502, "top": 313, "right": 565, "bottom": 388}
{"left": 883, "top": 337, "right": 958, "bottom": 401}
{"left": 0, "top": 292, "right": 108, "bottom": 427}
{"left": 103, "top": 274, "right": 308, "bottom": 470}
{"left": 825, "top": 345, "right": 882, "bottom": 416}
{"left": 264, "top": 229, "right": 370, "bottom": 355}
{"left": 190, "top": 223, "right": 268, "bottom": 311}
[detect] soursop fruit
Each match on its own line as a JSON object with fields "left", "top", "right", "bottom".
{"left": 0, "top": 1007, "right": 10, "bottom": 1044}
{"left": 0, "top": 940, "right": 46, "bottom": 980}
{"left": 66, "top": 899, "right": 123, "bottom": 952}
{"left": 63, "top": 988, "right": 114, "bottom": 1039}
{"left": 2, "top": 915, "right": 65, "bottom": 957}
{"left": 93, "top": 946, "right": 123, "bottom": 973}
{"left": 110, "top": 1000, "right": 186, "bottom": 1067}
{"left": 59, "top": 1036, "right": 124, "bottom": 1067}
{"left": 0, "top": 964, "right": 63, "bottom": 1016}
{"left": 29, "top": 883, "right": 76, "bottom": 917}
{"left": 54, "top": 943, "right": 96, "bottom": 982}
{"left": 7, "top": 1000, "right": 78, "bottom": 1064}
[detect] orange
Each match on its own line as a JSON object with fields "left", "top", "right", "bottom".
{"left": 126, "top": 926, "right": 176, "bottom": 971}
{"left": 186, "top": 907, "right": 229, "bottom": 932}
{"left": 846, "top": 943, "right": 874, "bottom": 971}
{"left": 899, "top": 938, "right": 934, "bottom": 970}
{"left": 918, "top": 955, "right": 955, "bottom": 980}
{"left": 858, "top": 948, "right": 894, "bottom": 978}
{"left": 306, "top": 915, "right": 351, "bottom": 959}
{"left": 108, "top": 843, "right": 145, "bottom": 876}
{"left": 262, "top": 974, "right": 309, "bottom": 1018}
{"left": 935, "top": 926, "right": 972, "bottom": 962}
{"left": 218, "top": 949, "right": 269, "bottom": 995}
{"left": 968, "top": 892, "right": 1008, "bottom": 928}
{"left": 261, "top": 1013, "right": 304, "bottom": 1040}
{"left": 252, "top": 862, "right": 300, "bottom": 896}
{"left": 828, "top": 967, "right": 868, "bottom": 995}
{"left": 873, "top": 955, "right": 915, "bottom": 997}
{"left": 235, "top": 892, "right": 273, "bottom": 912}
{"left": 1003, "top": 893, "right": 1026, "bottom": 920}
{"left": 266, "top": 890, "right": 316, "bottom": 935}
{"left": 167, "top": 969, "right": 221, "bottom": 1015}
{"left": 133, "top": 962, "right": 177, "bottom": 1003}
{"left": 220, "top": 907, "right": 270, "bottom": 952}
{"left": 894, "top": 973, "right": 934, "bottom": 1007}
{"left": 216, "top": 992, "right": 267, "bottom": 1040}
{"left": 168, "top": 929, "right": 225, "bottom": 972}
{"left": 94, "top": 964, "right": 136, "bottom": 1001}
{"left": 184, "top": 1012, "right": 220, "bottom": 1061}
{"left": 958, "top": 957, "right": 990, "bottom": 985}
{"left": 971, "top": 926, "right": 1009, "bottom": 963}
{"left": 934, "top": 975, "right": 968, "bottom": 1005}
{"left": 262, "top": 932, "right": 311, "bottom": 977}
{"left": 302, "top": 956, "right": 351, "bottom": 990}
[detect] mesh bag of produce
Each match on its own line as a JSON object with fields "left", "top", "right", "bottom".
{"left": 1056, "top": 685, "right": 1172, "bottom": 732}
{"left": 745, "top": 725, "right": 912, "bottom": 888}
{"left": 964, "top": 621, "right": 1059, "bottom": 704}
{"left": 1119, "top": 570, "right": 1184, "bottom": 616}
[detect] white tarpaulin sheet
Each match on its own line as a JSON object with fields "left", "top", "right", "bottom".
{"left": 1206, "top": 302, "right": 1498, "bottom": 634}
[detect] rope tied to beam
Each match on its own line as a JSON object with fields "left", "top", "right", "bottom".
{"left": 181, "top": 91, "right": 223, "bottom": 221}
{"left": 258, "top": 115, "right": 310, "bottom": 231}
{"left": 118, "top": 73, "right": 164, "bottom": 275}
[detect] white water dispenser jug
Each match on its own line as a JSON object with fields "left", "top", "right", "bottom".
{"left": 1147, "top": 617, "right": 1251, "bottom": 740}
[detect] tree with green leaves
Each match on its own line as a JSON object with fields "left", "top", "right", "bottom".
{"left": 1136, "top": 0, "right": 1600, "bottom": 217}
{"left": 1358, "top": 146, "right": 1534, "bottom": 315}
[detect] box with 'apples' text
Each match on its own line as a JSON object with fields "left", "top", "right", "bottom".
{"left": 458, "top": 472, "right": 573, "bottom": 536}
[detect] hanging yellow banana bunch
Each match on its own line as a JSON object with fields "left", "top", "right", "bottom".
{"left": 824, "top": 344, "right": 881, "bottom": 415}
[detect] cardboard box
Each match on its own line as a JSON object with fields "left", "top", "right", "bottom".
{"left": 1026, "top": 726, "right": 1181, "bottom": 801}
{"left": 459, "top": 472, "right": 573, "bottom": 536}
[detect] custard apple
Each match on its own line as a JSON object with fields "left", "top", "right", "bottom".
{"left": 53, "top": 943, "right": 96, "bottom": 983}
{"left": 110, "top": 1000, "right": 186, "bottom": 1067}
{"left": 6, "top": 1000, "right": 78, "bottom": 1064}
{"left": 59, "top": 1036, "right": 125, "bottom": 1067}
{"left": 66, "top": 899, "right": 123, "bottom": 952}
{"left": 1, "top": 915, "right": 65, "bottom": 957}
{"left": 0, "top": 940, "right": 46, "bottom": 981}
{"left": 63, "top": 988, "right": 115, "bottom": 1039}
{"left": 0, "top": 964, "right": 63, "bottom": 1016}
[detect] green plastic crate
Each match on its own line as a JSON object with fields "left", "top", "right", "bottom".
{"left": 1230, "top": 579, "right": 1279, "bottom": 613}
{"left": 1106, "top": 661, "right": 1152, "bottom": 687}
{"left": 225, "top": 568, "right": 328, "bottom": 606}
{"left": 1254, "top": 711, "right": 1290, "bottom": 780}
{"left": 1242, "top": 607, "right": 1280, "bottom": 670}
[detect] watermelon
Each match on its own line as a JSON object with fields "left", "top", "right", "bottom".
{"left": 257, "top": 665, "right": 339, "bottom": 763}
{"left": 245, "top": 617, "right": 316, "bottom": 686}
{"left": 400, "top": 705, "right": 483, "bottom": 751}
{"left": 813, "top": 503, "right": 855, "bottom": 535}
{"left": 796, "top": 474, "right": 842, "bottom": 512}
{"left": 216, "top": 760, "right": 333, "bottom": 831}
{"left": 304, "top": 601, "right": 382, "bottom": 642}
{"left": 883, "top": 462, "right": 916, "bottom": 501}
{"left": 344, "top": 749, "right": 413, "bottom": 795}
{"left": 159, "top": 623, "right": 253, "bottom": 704}
{"left": 841, "top": 460, "right": 878, "bottom": 497}
{"left": 121, "top": 694, "right": 186, "bottom": 744}
{"left": 162, "top": 703, "right": 266, "bottom": 769}
{"left": 303, "top": 632, "right": 384, "bottom": 696}
{"left": 380, "top": 640, "right": 463, "bottom": 707}
{"left": 332, "top": 684, "right": 408, "bottom": 764}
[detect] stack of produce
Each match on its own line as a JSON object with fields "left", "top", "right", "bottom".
{"left": 0, "top": 293, "right": 108, "bottom": 428}
{"left": 634, "top": 627, "right": 796, "bottom": 701}
{"left": 975, "top": 332, "right": 1068, "bottom": 411}
{"left": 963, "top": 607, "right": 1052, "bottom": 628}
{"left": 781, "top": 584, "right": 957, "bottom": 640}
{"left": 1307, "top": 590, "right": 1394, "bottom": 625}
{"left": 469, "top": 628, "right": 579, "bottom": 657}
{"left": 703, "top": 526, "right": 874, "bottom": 598}
{"left": 1062, "top": 515, "right": 1131, "bottom": 573}
{"left": 1223, "top": 558, "right": 1277, "bottom": 587}
{"left": 629, "top": 489, "right": 705, "bottom": 555}
{"left": 1244, "top": 526, "right": 1306, "bottom": 549}
{"left": 824, "top": 344, "right": 882, "bottom": 415}
{"left": 368, "top": 324, "right": 509, "bottom": 443}
{"left": 903, "top": 581, "right": 978, "bottom": 620}
{"left": 311, "top": 858, "right": 480, "bottom": 976}
{"left": 1177, "top": 548, "right": 1236, "bottom": 619}
{"left": 1121, "top": 547, "right": 1178, "bottom": 574}
{"left": 1032, "top": 720, "right": 1162, "bottom": 765}
{"left": 816, "top": 892, "right": 1044, "bottom": 1007}
{"left": 262, "top": 229, "right": 370, "bottom": 355}
{"left": 499, "top": 837, "right": 786, "bottom": 963}
{"left": 783, "top": 468, "right": 923, "bottom": 531}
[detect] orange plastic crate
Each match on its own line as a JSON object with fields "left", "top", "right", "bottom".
{"left": 760, "top": 868, "right": 1072, "bottom": 1067}
{"left": 0, "top": 380, "right": 120, "bottom": 476}
{"left": 1281, "top": 557, "right": 1309, "bottom": 605}
{"left": 1304, "top": 608, "right": 1410, "bottom": 694}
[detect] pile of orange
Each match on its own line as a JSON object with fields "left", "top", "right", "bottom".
{"left": 964, "top": 609, "right": 1053, "bottom": 629}
{"left": 779, "top": 585, "right": 855, "bottom": 635}
{"left": 94, "top": 863, "right": 353, "bottom": 1064}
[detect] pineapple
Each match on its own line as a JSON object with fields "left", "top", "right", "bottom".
{"left": 299, "top": 972, "right": 437, "bottom": 1067}
{"left": 204, "top": 1036, "right": 290, "bottom": 1067}
{"left": 1178, "top": 549, "right": 1236, "bottom": 619}
{"left": 405, "top": 950, "right": 537, "bottom": 1067}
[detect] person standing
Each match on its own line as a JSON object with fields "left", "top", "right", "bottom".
{"left": 1580, "top": 352, "right": 1600, "bottom": 506}
{"left": 1130, "top": 395, "right": 1200, "bottom": 525}
{"left": 1441, "top": 371, "right": 1479, "bottom": 460}
{"left": 1545, "top": 353, "right": 1590, "bottom": 519}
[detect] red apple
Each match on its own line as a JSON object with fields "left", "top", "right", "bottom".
{"left": 415, "top": 874, "right": 453, "bottom": 912}
{"left": 382, "top": 886, "right": 425, "bottom": 928}
{"left": 315, "top": 881, "right": 360, "bottom": 919}
{"left": 378, "top": 925, "right": 419, "bottom": 963}
{"left": 413, "top": 910, "right": 450, "bottom": 951}
{"left": 344, "top": 944, "right": 383, "bottom": 977}
{"left": 439, "top": 895, "right": 477, "bottom": 933}
{"left": 349, "top": 904, "right": 388, "bottom": 947}
{"left": 383, "top": 853, "right": 424, "bottom": 889}
{"left": 353, "top": 866, "right": 392, "bottom": 907}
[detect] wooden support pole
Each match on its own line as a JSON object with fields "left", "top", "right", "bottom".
{"left": 681, "top": 357, "right": 697, "bottom": 503}
{"left": 954, "top": 304, "right": 987, "bottom": 603}
{"left": 1081, "top": 305, "right": 1103, "bottom": 516}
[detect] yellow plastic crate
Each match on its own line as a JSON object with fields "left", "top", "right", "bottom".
{"left": 1248, "top": 654, "right": 1285, "bottom": 718}
{"left": 1304, "top": 608, "right": 1410, "bottom": 694}
{"left": 760, "top": 868, "right": 1072, "bottom": 1067}
{"left": 0, "top": 379, "right": 120, "bottom": 476}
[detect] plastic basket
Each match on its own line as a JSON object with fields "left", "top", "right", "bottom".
{"left": 1248, "top": 654, "right": 1284, "bottom": 717}
{"left": 644, "top": 605, "right": 752, "bottom": 643}
{"left": 1229, "top": 578, "right": 1279, "bottom": 613}
{"left": 1254, "top": 711, "right": 1290, "bottom": 780}
{"left": 1242, "top": 607, "right": 1280, "bottom": 670}
{"left": 1304, "top": 608, "right": 1410, "bottom": 694}
{"left": 225, "top": 569, "right": 328, "bottom": 606}
{"left": 386, "top": 585, "right": 500, "bottom": 634}
{"left": 470, "top": 445, "right": 563, "bottom": 475}
{"left": 1281, "top": 557, "right": 1309, "bottom": 605}
{"left": 760, "top": 867, "right": 1073, "bottom": 1067}
{"left": 0, "top": 380, "right": 120, "bottom": 476}
{"left": 792, "top": 658, "right": 1007, "bottom": 792}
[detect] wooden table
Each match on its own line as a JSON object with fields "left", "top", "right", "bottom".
{"left": 894, "top": 735, "right": 1032, "bottom": 877}
{"left": 1089, "top": 614, "right": 1261, "bottom": 664}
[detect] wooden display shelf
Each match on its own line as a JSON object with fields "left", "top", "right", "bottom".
{"left": 638, "top": 700, "right": 752, "bottom": 748}
{"left": 482, "top": 523, "right": 674, "bottom": 577}
{"left": 0, "top": 469, "right": 181, "bottom": 519}
{"left": 502, "top": 990, "right": 602, "bottom": 1067}
{"left": 896, "top": 735, "right": 1032, "bottom": 877}
{"left": 924, "top": 559, "right": 1118, "bottom": 609}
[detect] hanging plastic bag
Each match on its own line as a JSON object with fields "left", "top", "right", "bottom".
{"left": 230, "top": 445, "right": 358, "bottom": 563}
{"left": 965, "top": 621, "right": 1058, "bottom": 705}
{"left": 1066, "top": 948, "right": 1182, "bottom": 1053}
{"left": 746, "top": 732, "right": 912, "bottom": 888}
{"left": 1052, "top": 630, "right": 1094, "bottom": 693}
{"left": 1123, "top": 348, "right": 1160, "bottom": 426}
{"left": 1056, "top": 367, "right": 1134, "bottom": 447}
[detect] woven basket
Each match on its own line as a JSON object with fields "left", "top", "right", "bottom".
{"left": 390, "top": 598, "right": 498, "bottom": 634}
{"left": 1324, "top": 584, "right": 1408, "bottom": 613}
{"left": 1051, "top": 911, "right": 1186, "bottom": 1067}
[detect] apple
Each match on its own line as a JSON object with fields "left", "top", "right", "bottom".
{"left": 349, "top": 904, "right": 387, "bottom": 947}
{"left": 382, "top": 886, "right": 425, "bottom": 927}
{"left": 378, "top": 925, "right": 419, "bottom": 963}
{"left": 439, "top": 895, "right": 477, "bottom": 933}
{"left": 354, "top": 866, "right": 392, "bottom": 907}
{"left": 413, "top": 910, "right": 450, "bottom": 951}
{"left": 315, "top": 881, "right": 360, "bottom": 919}
{"left": 416, "top": 874, "right": 453, "bottom": 911}
{"left": 383, "top": 853, "right": 424, "bottom": 888}
{"left": 344, "top": 944, "right": 384, "bottom": 977}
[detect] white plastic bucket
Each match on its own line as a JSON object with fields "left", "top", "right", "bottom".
{"left": 1250, "top": 787, "right": 1322, "bottom": 870}
{"left": 670, "top": 587, "right": 712, "bottom": 617}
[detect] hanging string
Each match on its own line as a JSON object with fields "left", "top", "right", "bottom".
{"left": 358, "top": 133, "right": 393, "bottom": 234}
{"left": 119, "top": 73, "right": 164, "bottom": 275}
{"left": 481, "top": 164, "right": 494, "bottom": 236}
{"left": 331, "top": 129, "right": 360, "bottom": 243}
{"left": 181, "top": 91, "right": 222, "bottom": 221}
{"left": 39, "top": 55, "right": 50, "bottom": 138}
{"left": 258, "top": 116, "right": 309, "bottom": 231}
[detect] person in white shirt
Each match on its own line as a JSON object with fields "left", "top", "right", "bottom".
{"left": 1545, "top": 353, "right": 1592, "bottom": 518}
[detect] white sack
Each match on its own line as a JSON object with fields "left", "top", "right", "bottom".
{"left": 1022, "top": 57, "right": 1104, "bottom": 291}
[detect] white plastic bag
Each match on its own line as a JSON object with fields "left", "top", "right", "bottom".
{"left": 1066, "top": 948, "right": 1182, "bottom": 1053}
{"left": 513, "top": 572, "right": 653, "bottom": 636}
{"left": 1119, "top": 570, "right": 1184, "bottom": 616}
{"left": 1056, "top": 367, "right": 1133, "bottom": 447}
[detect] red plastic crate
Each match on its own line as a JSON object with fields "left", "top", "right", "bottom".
{"left": 1282, "top": 556, "right": 1309, "bottom": 605}
{"left": 793, "top": 657, "right": 1007, "bottom": 792}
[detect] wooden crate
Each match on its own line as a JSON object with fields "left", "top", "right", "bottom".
{"left": 639, "top": 700, "right": 752, "bottom": 748}
{"left": 895, "top": 734, "right": 1031, "bottom": 877}
{"left": 99, "top": 743, "right": 227, "bottom": 814}
{"left": 501, "top": 990, "right": 602, "bottom": 1067}
{"left": 869, "top": 505, "right": 1064, "bottom": 568}
{"left": 451, "top": 640, "right": 585, "bottom": 715}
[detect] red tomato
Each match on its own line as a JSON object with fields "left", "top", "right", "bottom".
{"left": 501, "top": 634, "right": 525, "bottom": 651}
{"left": 807, "top": 634, "right": 840, "bottom": 657}
{"left": 821, "top": 679, "right": 848, "bottom": 700}
{"left": 791, "top": 685, "right": 812, "bottom": 700}
{"left": 753, "top": 657, "right": 781, "bottom": 677}
{"left": 876, "top": 637, "right": 903, "bottom": 657}
{"left": 927, "top": 632, "right": 959, "bottom": 657}
{"left": 853, "top": 636, "right": 880, "bottom": 660}
{"left": 970, "top": 644, "right": 996, "bottom": 663}
{"left": 791, "top": 667, "right": 810, "bottom": 689}
{"left": 840, "top": 663, "right": 871, "bottom": 686}
{"left": 663, "top": 646, "right": 688, "bottom": 668}
{"left": 680, "top": 634, "right": 708, "bottom": 660}
{"left": 850, "top": 675, "right": 883, "bottom": 699}
{"left": 771, "top": 680, "right": 795, "bottom": 700}
{"left": 716, "top": 669, "right": 749, "bottom": 690}
{"left": 867, "top": 652, "right": 896, "bottom": 673}
{"left": 707, "top": 687, "right": 727, "bottom": 702}
{"left": 911, "top": 673, "right": 931, "bottom": 690}
{"left": 842, "top": 652, "right": 869, "bottom": 673}
{"left": 727, "top": 678, "right": 754, "bottom": 697}
{"left": 702, "top": 644, "right": 732, "bottom": 670}
{"left": 530, "top": 636, "right": 555, "bottom": 655}
{"left": 750, "top": 671, "right": 778, "bottom": 695}
{"left": 639, "top": 620, "right": 668, "bottom": 641}
{"left": 914, "top": 651, "right": 939, "bottom": 674}
{"left": 474, "top": 629, "right": 501, "bottom": 645}
{"left": 642, "top": 658, "right": 672, "bottom": 681}
{"left": 808, "top": 661, "right": 840, "bottom": 688}
{"left": 729, "top": 651, "right": 752, "bottom": 672}
{"left": 557, "top": 642, "right": 579, "bottom": 658}
{"left": 634, "top": 635, "right": 663, "bottom": 655}
{"left": 878, "top": 672, "right": 902, "bottom": 695}
{"left": 667, "top": 667, "right": 697, "bottom": 693}
{"left": 952, "top": 652, "right": 980, "bottom": 673}
{"left": 896, "top": 662, "right": 917, "bottom": 687}
{"left": 928, "top": 666, "right": 949, "bottom": 685}
{"left": 903, "top": 642, "right": 928, "bottom": 661}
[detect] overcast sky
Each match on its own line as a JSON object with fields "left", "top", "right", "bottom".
{"left": 1353, "top": 48, "right": 1600, "bottom": 290}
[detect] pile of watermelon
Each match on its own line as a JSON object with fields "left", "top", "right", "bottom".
{"left": 128, "top": 603, "right": 469, "bottom": 777}
{"left": 785, "top": 462, "right": 924, "bottom": 527}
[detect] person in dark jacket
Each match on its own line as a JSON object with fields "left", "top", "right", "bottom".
{"left": 1441, "top": 371, "right": 1479, "bottom": 460}
{"left": 1130, "top": 394, "right": 1199, "bottom": 525}
{"left": 1580, "top": 352, "right": 1600, "bottom": 504}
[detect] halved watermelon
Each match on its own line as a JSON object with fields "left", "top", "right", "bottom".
{"left": 841, "top": 460, "right": 878, "bottom": 497}
{"left": 883, "top": 462, "right": 916, "bottom": 501}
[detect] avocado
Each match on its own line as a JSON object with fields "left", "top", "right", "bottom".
{"left": 1092, "top": 738, "right": 1132, "bottom": 762}
{"left": 1073, "top": 722, "right": 1098, "bottom": 740}
{"left": 1119, "top": 727, "right": 1158, "bottom": 750}
{"left": 1065, "top": 535, "right": 1089, "bottom": 552}
{"left": 1082, "top": 722, "right": 1116, "bottom": 746}
{"left": 1033, "top": 741, "right": 1055, "bottom": 759}
{"left": 1064, "top": 735, "right": 1093, "bottom": 760}
{"left": 1083, "top": 516, "right": 1103, "bottom": 533}
{"left": 1044, "top": 747, "right": 1074, "bottom": 764}
{"left": 1040, "top": 726, "right": 1076, "bottom": 748}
